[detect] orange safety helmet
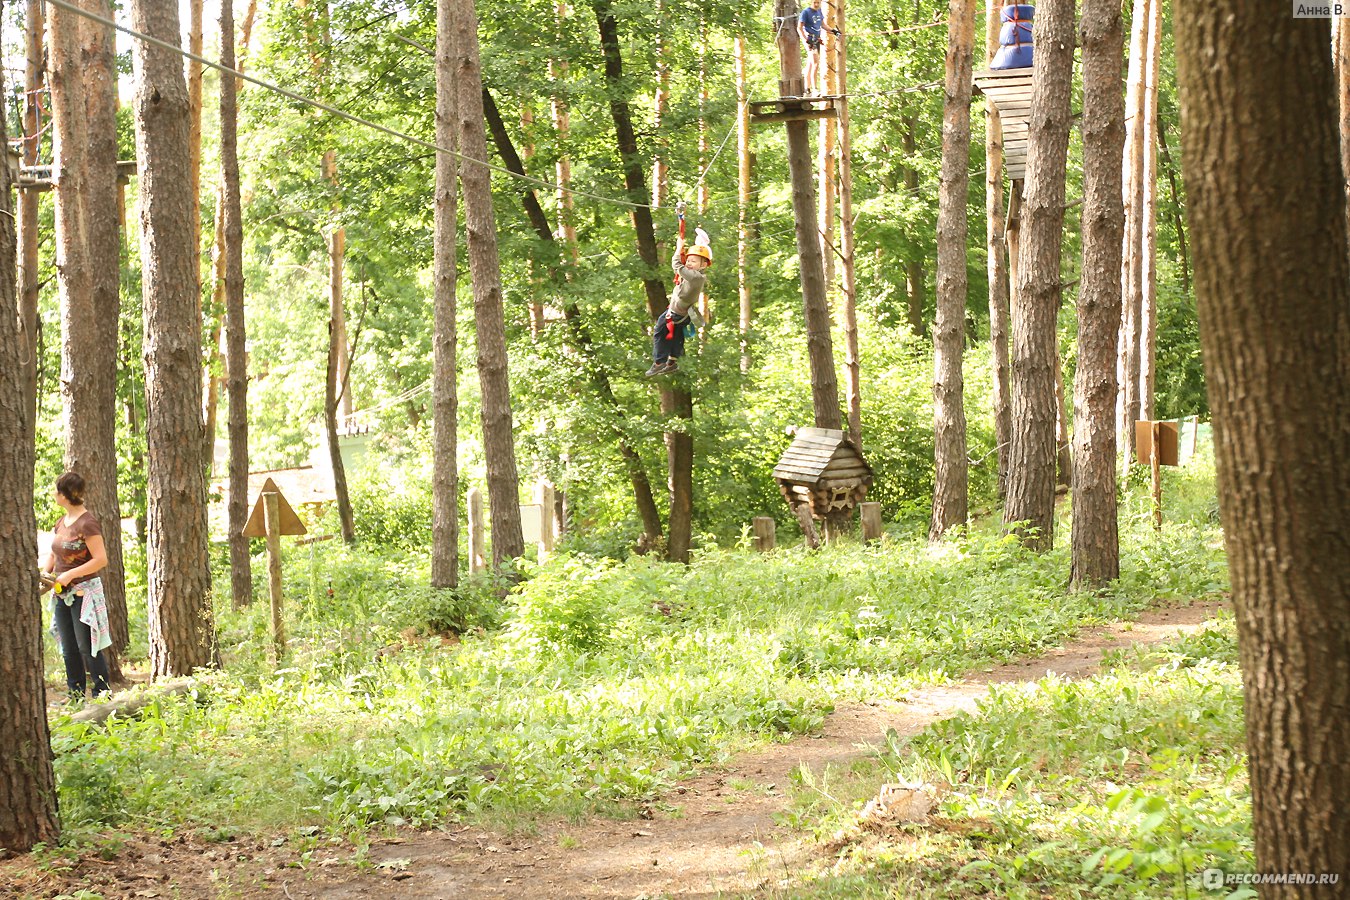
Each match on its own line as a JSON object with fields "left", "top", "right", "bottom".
{"left": 685, "top": 244, "right": 713, "bottom": 266}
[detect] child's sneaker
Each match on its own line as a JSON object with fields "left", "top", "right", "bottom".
{"left": 645, "top": 362, "right": 664, "bottom": 377}
{"left": 660, "top": 360, "right": 679, "bottom": 374}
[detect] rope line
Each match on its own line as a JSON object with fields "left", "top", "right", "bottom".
{"left": 43, "top": 0, "right": 657, "bottom": 212}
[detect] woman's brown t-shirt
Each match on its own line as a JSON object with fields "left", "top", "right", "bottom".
{"left": 52, "top": 511, "right": 102, "bottom": 588}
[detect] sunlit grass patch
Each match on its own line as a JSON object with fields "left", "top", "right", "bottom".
{"left": 775, "top": 613, "right": 1248, "bottom": 899}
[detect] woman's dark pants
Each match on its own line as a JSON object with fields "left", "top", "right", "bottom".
{"left": 53, "top": 592, "right": 111, "bottom": 698}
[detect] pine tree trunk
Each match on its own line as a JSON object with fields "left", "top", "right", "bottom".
{"left": 220, "top": 0, "right": 252, "bottom": 610}
{"left": 774, "top": 0, "right": 841, "bottom": 435}
{"left": 0, "top": 45, "right": 59, "bottom": 848}
{"left": 456, "top": 0, "right": 525, "bottom": 568}
{"left": 1071, "top": 0, "right": 1124, "bottom": 589}
{"left": 593, "top": 0, "right": 693, "bottom": 561}
{"left": 131, "top": 0, "right": 216, "bottom": 677}
{"left": 550, "top": 2, "right": 578, "bottom": 267}
{"left": 1337, "top": 18, "right": 1350, "bottom": 235}
{"left": 930, "top": 0, "right": 974, "bottom": 540}
{"left": 736, "top": 33, "right": 753, "bottom": 373}
{"left": 903, "top": 117, "right": 927, "bottom": 338}
{"left": 1137, "top": 0, "right": 1161, "bottom": 420}
{"left": 1174, "top": 8, "right": 1350, "bottom": 888}
{"left": 985, "top": 0, "right": 1012, "bottom": 503}
{"left": 818, "top": 0, "right": 838, "bottom": 296}
{"left": 19, "top": 0, "right": 43, "bottom": 441}
{"left": 322, "top": 150, "right": 356, "bottom": 544}
{"left": 188, "top": 0, "right": 204, "bottom": 285}
{"left": 837, "top": 0, "right": 862, "bottom": 448}
{"left": 49, "top": 0, "right": 129, "bottom": 674}
{"left": 1004, "top": 0, "right": 1074, "bottom": 551}
{"left": 431, "top": 0, "right": 460, "bottom": 589}
{"left": 651, "top": 0, "right": 670, "bottom": 211}
{"left": 1118, "top": 0, "right": 1148, "bottom": 458}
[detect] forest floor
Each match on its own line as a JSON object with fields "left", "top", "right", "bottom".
{"left": 2, "top": 599, "right": 1224, "bottom": 900}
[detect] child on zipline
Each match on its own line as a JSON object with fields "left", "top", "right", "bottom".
{"left": 646, "top": 219, "right": 711, "bottom": 377}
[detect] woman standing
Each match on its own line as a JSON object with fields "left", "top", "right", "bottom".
{"left": 43, "top": 471, "right": 112, "bottom": 700}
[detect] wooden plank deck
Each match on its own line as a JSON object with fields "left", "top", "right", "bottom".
{"left": 973, "top": 68, "right": 1034, "bottom": 181}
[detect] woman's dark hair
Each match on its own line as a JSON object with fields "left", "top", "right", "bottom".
{"left": 56, "top": 471, "right": 86, "bottom": 505}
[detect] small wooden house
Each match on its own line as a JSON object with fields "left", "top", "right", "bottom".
{"left": 772, "top": 427, "right": 873, "bottom": 523}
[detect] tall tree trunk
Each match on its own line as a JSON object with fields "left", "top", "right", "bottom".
{"left": 1118, "top": 0, "right": 1149, "bottom": 461}
{"left": 903, "top": 116, "right": 927, "bottom": 337}
{"left": 985, "top": 0, "right": 1012, "bottom": 501}
{"left": 187, "top": 0, "right": 204, "bottom": 283}
{"left": 736, "top": 33, "right": 753, "bottom": 373}
{"left": 698, "top": 21, "right": 712, "bottom": 326}
{"left": 1337, "top": 18, "right": 1350, "bottom": 237}
{"left": 1071, "top": 0, "right": 1124, "bottom": 589}
{"left": 322, "top": 149, "right": 356, "bottom": 544}
{"left": 1137, "top": 0, "right": 1161, "bottom": 420}
{"left": 481, "top": 87, "right": 665, "bottom": 545}
{"left": 1055, "top": 349, "right": 1072, "bottom": 487}
{"left": 1175, "top": 8, "right": 1350, "bottom": 889}
{"left": 220, "top": 0, "right": 252, "bottom": 610}
{"left": 837, "top": 0, "right": 862, "bottom": 447}
{"left": 18, "top": 0, "right": 43, "bottom": 442}
{"left": 550, "top": 1, "right": 578, "bottom": 266}
{"left": 651, "top": 0, "right": 670, "bottom": 211}
{"left": 132, "top": 0, "right": 216, "bottom": 677}
{"left": 930, "top": 0, "right": 974, "bottom": 540}
{"left": 1004, "top": 0, "right": 1074, "bottom": 551}
{"left": 818, "top": 0, "right": 838, "bottom": 295}
{"left": 431, "top": 0, "right": 460, "bottom": 589}
{"left": 49, "top": 0, "right": 129, "bottom": 677}
{"left": 593, "top": 0, "right": 693, "bottom": 562}
{"left": 774, "top": 0, "right": 842, "bottom": 434}
{"left": 456, "top": 0, "right": 525, "bottom": 568}
{"left": 0, "top": 53, "right": 57, "bottom": 845}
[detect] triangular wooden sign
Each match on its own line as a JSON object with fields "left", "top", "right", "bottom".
{"left": 241, "top": 478, "right": 308, "bottom": 538}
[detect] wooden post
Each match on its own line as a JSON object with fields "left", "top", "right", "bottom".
{"left": 263, "top": 492, "right": 285, "bottom": 662}
{"left": 859, "top": 501, "right": 882, "bottom": 542}
{"left": 534, "top": 479, "right": 555, "bottom": 561}
{"left": 1190, "top": 414, "right": 1201, "bottom": 459}
{"left": 752, "top": 516, "right": 776, "bottom": 552}
{"left": 468, "top": 487, "right": 486, "bottom": 573}
{"left": 1150, "top": 420, "right": 1163, "bottom": 530}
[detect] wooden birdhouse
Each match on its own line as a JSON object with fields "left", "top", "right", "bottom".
{"left": 772, "top": 427, "right": 873, "bottom": 529}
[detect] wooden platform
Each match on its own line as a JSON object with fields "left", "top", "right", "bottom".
{"left": 749, "top": 95, "right": 840, "bottom": 125}
{"left": 973, "top": 68, "right": 1033, "bottom": 181}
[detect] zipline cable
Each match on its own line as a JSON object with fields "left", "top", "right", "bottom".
{"left": 43, "top": 0, "right": 658, "bottom": 212}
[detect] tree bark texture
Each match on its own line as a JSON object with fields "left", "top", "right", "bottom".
{"left": 19, "top": 0, "right": 43, "bottom": 441}
{"left": 49, "top": 0, "right": 129, "bottom": 669}
{"left": 480, "top": 87, "right": 665, "bottom": 548}
{"left": 321, "top": 150, "right": 356, "bottom": 544}
{"left": 0, "top": 46, "right": 59, "bottom": 848}
{"left": 187, "top": 0, "right": 204, "bottom": 288}
{"left": 986, "top": 0, "right": 1012, "bottom": 503}
{"left": 431, "top": 0, "right": 460, "bottom": 589}
{"left": 220, "top": 0, "right": 252, "bottom": 610}
{"left": 1137, "top": 0, "right": 1161, "bottom": 420}
{"left": 835, "top": 0, "right": 862, "bottom": 447}
{"left": 1176, "top": 10, "right": 1350, "bottom": 892}
{"left": 775, "top": 0, "right": 842, "bottom": 433}
{"left": 903, "top": 117, "right": 927, "bottom": 338}
{"left": 593, "top": 0, "right": 693, "bottom": 561}
{"left": 131, "top": 0, "right": 217, "bottom": 678}
{"left": 1004, "top": 0, "right": 1074, "bottom": 551}
{"left": 931, "top": 0, "right": 975, "bottom": 540}
{"left": 736, "top": 33, "right": 753, "bottom": 372}
{"left": 1071, "top": 0, "right": 1124, "bottom": 589}
{"left": 1337, "top": 18, "right": 1350, "bottom": 237}
{"left": 1118, "top": 0, "right": 1148, "bottom": 455}
{"left": 818, "top": 0, "right": 838, "bottom": 295}
{"left": 456, "top": 0, "right": 525, "bottom": 568}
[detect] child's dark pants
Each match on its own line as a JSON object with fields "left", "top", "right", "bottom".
{"left": 653, "top": 309, "right": 689, "bottom": 364}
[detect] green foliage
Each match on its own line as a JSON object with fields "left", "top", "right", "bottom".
{"left": 773, "top": 615, "right": 1248, "bottom": 899}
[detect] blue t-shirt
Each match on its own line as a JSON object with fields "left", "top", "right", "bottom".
{"left": 799, "top": 6, "right": 823, "bottom": 37}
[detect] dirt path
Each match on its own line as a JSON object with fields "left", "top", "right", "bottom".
{"left": 2, "top": 602, "right": 1223, "bottom": 900}
{"left": 304, "top": 601, "right": 1224, "bottom": 900}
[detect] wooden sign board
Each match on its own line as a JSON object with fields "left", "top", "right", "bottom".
{"left": 1134, "top": 420, "right": 1180, "bottom": 467}
{"left": 242, "top": 478, "right": 308, "bottom": 537}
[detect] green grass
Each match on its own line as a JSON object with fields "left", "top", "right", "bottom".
{"left": 45, "top": 463, "right": 1229, "bottom": 847}
{"left": 767, "top": 614, "right": 1250, "bottom": 899}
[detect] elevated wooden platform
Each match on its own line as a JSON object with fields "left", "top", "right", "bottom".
{"left": 973, "top": 68, "right": 1033, "bottom": 181}
{"left": 750, "top": 95, "right": 840, "bottom": 125}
